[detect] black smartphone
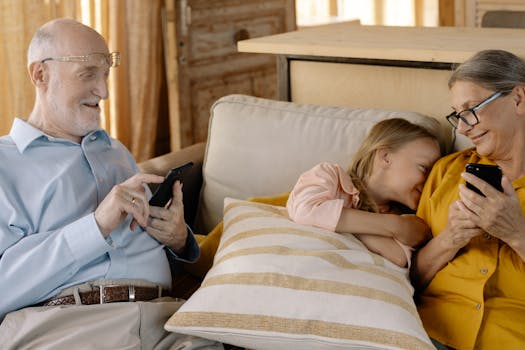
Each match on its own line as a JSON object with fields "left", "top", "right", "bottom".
{"left": 465, "top": 163, "right": 503, "bottom": 196}
{"left": 149, "top": 162, "right": 193, "bottom": 207}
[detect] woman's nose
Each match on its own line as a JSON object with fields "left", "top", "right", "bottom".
{"left": 456, "top": 118, "right": 473, "bottom": 136}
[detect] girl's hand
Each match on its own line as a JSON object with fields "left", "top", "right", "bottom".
{"left": 392, "top": 214, "right": 430, "bottom": 247}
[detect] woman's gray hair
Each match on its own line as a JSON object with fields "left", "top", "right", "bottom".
{"left": 449, "top": 49, "right": 525, "bottom": 92}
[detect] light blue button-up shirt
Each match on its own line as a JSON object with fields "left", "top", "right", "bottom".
{"left": 0, "top": 118, "right": 199, "bottom": 320}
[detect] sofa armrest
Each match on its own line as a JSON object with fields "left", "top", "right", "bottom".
{"left": 138, "top": 142, "right": 206, "bottom": 227}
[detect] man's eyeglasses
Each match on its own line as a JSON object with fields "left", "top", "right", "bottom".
{"left": 41, "top": 52, "right": 121, "bottom": 68}
{"left": 446, "top": 90, "right": 510, "bottom": 128}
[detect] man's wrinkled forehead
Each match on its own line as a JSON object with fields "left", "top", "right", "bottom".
{"left": 49, "top": 20, "right": 109, "bottom": 56}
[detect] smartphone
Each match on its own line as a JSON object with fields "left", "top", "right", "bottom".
{"left": 149, "top": 162, "right": 193, "bottom": 207}
{"left": 465, "top": 163, "right": 502, "bottom": 196}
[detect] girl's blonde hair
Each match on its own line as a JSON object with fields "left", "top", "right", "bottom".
{"left": 349, "top": 118, "right": 440, "bottom": 212}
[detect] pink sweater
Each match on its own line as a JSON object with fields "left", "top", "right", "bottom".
{"left": 286, "top": 162, "right": 412, "bottom": 264}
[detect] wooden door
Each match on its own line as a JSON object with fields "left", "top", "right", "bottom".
{"left": 164, "top": 0, "right": 296, "bottom": 149}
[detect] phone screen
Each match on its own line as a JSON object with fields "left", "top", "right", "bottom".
{"left": 465, "top": 163, "right": 502, "bottom": 196}
{"left": 149, "top": 162, "right": 193, "bottom": 207}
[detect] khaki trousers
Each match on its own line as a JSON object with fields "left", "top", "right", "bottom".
{"left": 0, "top": 297, "right": 224, "bottom": 350}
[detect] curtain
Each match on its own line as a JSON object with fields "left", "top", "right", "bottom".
{"left": 0, "top": 0, "right": 164, "bottom": 162}
{"left": 0, "top": 0, "right": 79, "bottom": 138}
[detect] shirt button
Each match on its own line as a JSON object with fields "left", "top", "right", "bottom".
{"left": 475, "top": 303, "right": 481, "bottom": 310}
{"left": 481, "top": 268, "right": 488, "bottom": 274}
{"left": 90, "top": 135, "right": 97, "bottom": 141}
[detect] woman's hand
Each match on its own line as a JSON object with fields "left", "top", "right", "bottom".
{"left": 439, "top": 200, "right": 484, "bottom": 251}
{"left": 411, "top": 200, "right": 483, "bottom": 290}
{"left": 459, "top": 173, "right": 525, "bottom": 259}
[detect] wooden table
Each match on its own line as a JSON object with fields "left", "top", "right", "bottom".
{"left": 238, "top": 22, "right": 525, "bottom": 121}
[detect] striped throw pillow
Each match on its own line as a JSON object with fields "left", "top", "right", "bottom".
{"left": 165, "top": 198, "right": 434, "bottom": 350}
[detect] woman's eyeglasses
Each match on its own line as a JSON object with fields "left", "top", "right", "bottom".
{"left": 446, "top": 90, "right": 510, "bottom": 128}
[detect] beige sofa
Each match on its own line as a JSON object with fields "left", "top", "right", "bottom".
{"left": 139, "top": 94, "right": 469, "bottom": 234}
{"left": 138, "top": 93, "right": 470, "bottom": 292}
{"left": 139, "top": 94, "right": 472, "bottom": 349}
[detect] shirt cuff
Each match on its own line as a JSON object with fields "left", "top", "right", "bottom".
{"left": 164, "top": 225, "right": 200, "bottom": 264}
{"left": 63, "top": 213, "right": 111, "bottom": 268}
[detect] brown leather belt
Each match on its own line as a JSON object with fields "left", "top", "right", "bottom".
{"left": 39, "top": 285, "right": 164, "bottom": 306}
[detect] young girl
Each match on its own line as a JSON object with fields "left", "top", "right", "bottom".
{"left": 286, "top": 118, "right": 442, "bottom": 267}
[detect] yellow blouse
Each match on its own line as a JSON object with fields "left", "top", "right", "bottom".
{"left": 416, "top": 148, "right": 525, "bottom": 350}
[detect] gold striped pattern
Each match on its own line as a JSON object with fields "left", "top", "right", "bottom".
{"left": 213, "top": 245, "right": 411, "bottom": 294}
{"left": 166, "top": 199, "right": 432, "bottom": 349}
{"left": 221, "top": 203, "right": 387, "bottom": 267}
{"left": 217, "top": 227, "right": 355, "bottom": 253}
{"left": 202, "top": 272, "right": 417, "bottom": 318}
{"left": 170, "top": 312, "right": 435, "bottom": 350}
{"left": 223, "top": 211, "right": 284, "bottom": 232}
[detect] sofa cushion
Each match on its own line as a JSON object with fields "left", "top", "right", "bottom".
{"left": 194, "top": 94, "right": 452, "bottom": 233}
{"left": 166, "top": 198, "right": 435, "bottom": 350}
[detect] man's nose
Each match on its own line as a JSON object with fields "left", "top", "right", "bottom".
{"left": 94, "top": 78, "right": 109, "bottom": 99}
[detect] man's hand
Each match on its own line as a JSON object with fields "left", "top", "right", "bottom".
{"left": 146, "top": 181, "right": 188, "bottom": 254}
{"left": 94, "top": 173, "right": 165, "bottom": 237}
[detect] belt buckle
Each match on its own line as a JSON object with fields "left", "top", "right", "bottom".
{"left": 99, "top": 285, "right": 106, "bottom": 304}
{"left": 129, "top": 285, "right": 136, "bottom": 302}
{"left": 98, "top": 284, "right": 123, "bottom": 304}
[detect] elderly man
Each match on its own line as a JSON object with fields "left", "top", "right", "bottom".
{"left": 0, "top": 18, "right": 222, "bottom": 350}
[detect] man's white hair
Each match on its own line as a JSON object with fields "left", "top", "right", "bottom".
{"left": 26, "top": 18, "right": 99, "bottom": 67}
{"left": 27, "top": 27, "right": 53, "bottom": 67}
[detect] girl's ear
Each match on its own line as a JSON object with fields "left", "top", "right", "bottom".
{"left": 376, "top": 147, "right": 391, "bottom": 168}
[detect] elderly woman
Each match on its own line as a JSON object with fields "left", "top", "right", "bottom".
{"left": 412, "top": 49, "right": 525, "bottom": 350}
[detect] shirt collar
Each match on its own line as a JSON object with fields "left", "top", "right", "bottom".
{"left": 10, "top": 117, "right": 111, "bottom": 153}
{"left": 10, "top": 118, "right": 46, "bottom": 153}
